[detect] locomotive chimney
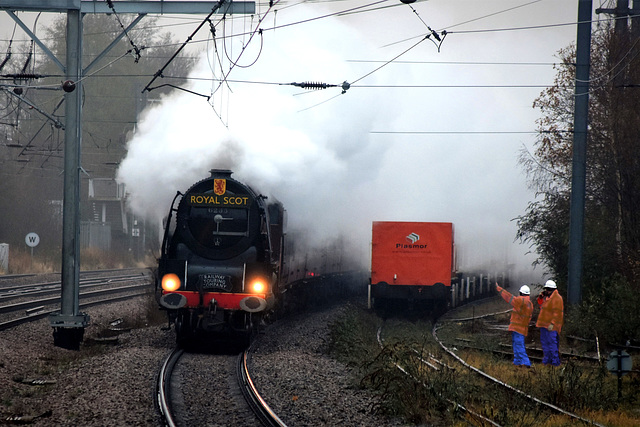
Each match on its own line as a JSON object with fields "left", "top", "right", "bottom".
{"left": 210, "top": 169, "right": 233, "bottom": 177}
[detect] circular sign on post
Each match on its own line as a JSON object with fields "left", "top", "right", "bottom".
{"left": 25, "top": 232, "right": 40, "bottom": 248}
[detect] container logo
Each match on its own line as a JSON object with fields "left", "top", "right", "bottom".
{"left": 396, "top": 232, "right": 428, "bottom": 249}
{"left": 406, "top": 232, "right": 420, "bottom": 244}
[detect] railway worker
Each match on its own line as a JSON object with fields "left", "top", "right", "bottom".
{"left": 536, "top": 279, "right": 564, "bottom": 366}
{"left": 495, "top": 282, "right": 534, "bottom": 367}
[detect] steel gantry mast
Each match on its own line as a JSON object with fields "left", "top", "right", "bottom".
{"left": 0, "top": 0, "right": 255, "bottom": 349}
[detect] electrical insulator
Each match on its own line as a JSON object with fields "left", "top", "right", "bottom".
{"left": 292, "top": 82, "right": 329, "bottom": 90}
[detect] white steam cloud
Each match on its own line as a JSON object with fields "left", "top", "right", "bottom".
{"left": 117, "top": 4, "right": 566, "bottom": 283}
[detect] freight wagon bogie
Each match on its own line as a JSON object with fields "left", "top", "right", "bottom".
{"left": 371, "top": 282, "right": 449, "bottom": 302}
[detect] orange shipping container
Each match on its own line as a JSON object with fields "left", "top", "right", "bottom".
{"left": 371, "top": 221, "right": 454, "bottom": 287}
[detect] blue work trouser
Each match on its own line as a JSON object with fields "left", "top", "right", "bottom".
{"left": 540, "top": 327, "right": 561, "bottom": 366}
{"left": 511, "top": 331, "right": 531, "bottom": 366}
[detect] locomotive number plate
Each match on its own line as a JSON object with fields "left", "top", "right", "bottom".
{"left": 199, "top": 274, "right": 232, "bottom": 291}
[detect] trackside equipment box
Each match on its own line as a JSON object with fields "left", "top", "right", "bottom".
{"left": 370, "top": 221, "right": 454, "bottom": 303}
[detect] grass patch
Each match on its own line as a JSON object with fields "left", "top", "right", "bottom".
{"left": 328, "top": 305, "right": 640, "bottom": 426}
{"left": 327, "top": 304, "right": 380, "bottom": 367}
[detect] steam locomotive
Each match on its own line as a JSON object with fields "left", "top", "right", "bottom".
{"left": 156, "top": 169, "right": 285, "bottom": 346}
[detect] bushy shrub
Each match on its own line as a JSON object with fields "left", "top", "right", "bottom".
{"left": 567, "top": 275, "right": 640, "bottom": 345}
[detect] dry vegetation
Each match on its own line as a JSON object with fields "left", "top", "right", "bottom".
{"left": 328, "top": 301, "right": 640, "bottom": 426}
{"left": 0, "top": 247, "right": 155, "bottom": 275}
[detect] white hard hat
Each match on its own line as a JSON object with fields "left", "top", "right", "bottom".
{"left": 519, "top": 285, "right": 530, "bottom": 295}
{"left": 544, "top": 280, "right": 557, "bottom": 289}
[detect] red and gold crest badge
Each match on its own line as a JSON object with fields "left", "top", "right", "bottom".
{"left": 213, "top": 179, "right": 226, "bottom": 196}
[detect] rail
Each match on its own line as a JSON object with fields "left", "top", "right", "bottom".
{"left": 238, "top": 351, "right": 288, "bottom": 427}
{"left": 156, "top": 348, "right": 183, "bottom": 427}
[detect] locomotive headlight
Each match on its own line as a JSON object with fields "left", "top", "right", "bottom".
{"left": 161, "top": 273, "right": 182, "bottom": 292}
{"left": 250, "top": 279, "right": 267, "bottom": 294}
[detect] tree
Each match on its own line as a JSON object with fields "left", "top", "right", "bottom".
{"left": 38, "top": 13, "right": 196, "bottom": 178}
{"left": 0, "top": 14, "right": 197, "bottom": 256}
{"left": 517, "top": 21, "right": 640, "bottom": 296}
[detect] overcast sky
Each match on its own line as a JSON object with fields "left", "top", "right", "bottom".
{"left": 1, "top": 1, "right": 610, "bottom": 285}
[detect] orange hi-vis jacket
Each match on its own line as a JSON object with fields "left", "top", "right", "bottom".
{"left": 536, "top": 289, "right": 564, "bottom": 333}
{"left": 497, "top": 285, "right": 533, "bottom": 336}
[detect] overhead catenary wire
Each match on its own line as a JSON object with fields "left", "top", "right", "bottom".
{"left": 142, "top": 0, "right": 399, "bottom": 50}
{"left": 0, "top": 0, "right": 614, "bottom": 94}
{"left": 0, "top": 2, "right": 616, "bottom": 158}
{"left": 443, "top": 13, "right": 633, "bottom": 37}
{"left": 369, "top": 130, "right": 558, "bottom": 135}
{"left": 0, "top": 1, "right": 621, "bottom": 48}
{"left": 352, "top": 34, "right": 445, "bottom": 87}
{"left": 105, "top": 0, "right": 143, "bottom": 62}
{"left": 381, "top": 4, "right": 628, "bottom": 50}
{"left": 133, "top": 72, "right": 562, "bottom": 91}
{"left": 444, "top": 0, "right": 543, "bottom": 32}
{"left": 294, "top": 35, "right": 444, "bottom": 111}
{"left": 0, "top": 0, "right": 625, "bottom": 126}
{"left": 204, "top": 17, "right": 231, "bottom": 126}
{"left": 1, "top": 47, "right": 137, "bottom": 91}
{"left": 0, "top": 2, "right": 564, "bottom": 118}
{"left": 0, "top": 86, "right": 64, "bottom": 129}
{"left": 143, "top": 0, "right": 230, "bottom": 93}
{"left": 262, "top": 1, "right": 571, "bottom": 112}
{"left": 0, "top": 19, "right": 17, "bottom": 73}
{"left": 221, "top": 12, "right": 264, "bottom": 69}
{"left": 0, "top": 0, "right": 401, "bottom": 52}
{"left": 210, "top": 0, "right": 284, "bottom": 98}
{"left": 294, "top": 2, "right": 448, "bottom": 111}
{"left": 381, "top": 0, "right": 549, "bottom": 48}
{"left": 0, "top": 40, "right": 12, "bottom": 73}
{"left": 0, "top": 2, "right": 620, "bottom": 175}
{"left": 190, "top": 0, "right": 287, "bottom": 126}
{"left": 347, "top": 59, "right": 566, "bottom": 66}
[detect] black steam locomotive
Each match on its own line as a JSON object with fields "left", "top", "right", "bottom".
{"left": 156, "top": 169, "right": 285, "bottom": 345}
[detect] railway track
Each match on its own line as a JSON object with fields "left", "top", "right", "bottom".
{"left": 157, "top": 347, "right": 286, "bottom": 427}
{"left": 157, "top": 348, "right": 182, "bottom": 427}
{"left": 0, "top": 269, "right": 152, "bottom": 330}
{"left": 0, "top": 269, "right": 149, "bottom": 301}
